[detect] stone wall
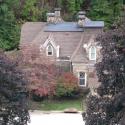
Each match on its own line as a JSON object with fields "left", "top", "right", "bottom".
{"left": 72, "top": 63, "right": 100, "bottom": 88}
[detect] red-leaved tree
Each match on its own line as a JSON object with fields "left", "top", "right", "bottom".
{"left": 20, "top": 44, "right": 57, "bottom": 98}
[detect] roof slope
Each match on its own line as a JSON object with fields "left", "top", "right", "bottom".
{"left": 20, "top": 20, "right": 103, "bottom": 63}
{"left": 20, "top": 22, "right": 46, "bottom": 44}
{"left": 71, "top": 34, "right": 90, "bottom": 63}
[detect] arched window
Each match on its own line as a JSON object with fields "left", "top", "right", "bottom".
{"left": 89, "top": 46, "right": 96, "bottom": 60}
{"left": 46, "top": 45, "right": 53, "bottom": 56}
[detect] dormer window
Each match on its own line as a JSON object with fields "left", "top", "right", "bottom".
{"left": 89, "top": 46, "right": 96, "bottom": 60}
{"left": 46, "top": 45, "right": 53, "bottom": 56}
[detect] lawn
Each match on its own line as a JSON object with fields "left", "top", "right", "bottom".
{"left": 30, "top": 98, "right": 86, "bottom": 111}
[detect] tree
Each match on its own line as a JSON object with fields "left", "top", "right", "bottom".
{"left": 0, "top": 51, "right": 29, "bottom": 125}
{"left": 21, "top": 0, "right": 41, "bottom": 21}
{"left": 20, "top": 44, "right": 57, "bottom": 99}
{"left": 0, "top": 0, "right": 123, "bottom": 51}
{"left": 88, "top": 0, "right": 123, "bottom": 27}
{"left": 0, "top": 0, "right": 20, "bottom": 50}
{"left": 84, "top": 13, "right": 125, "bottom": 125}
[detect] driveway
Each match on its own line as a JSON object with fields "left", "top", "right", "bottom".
{"left": 29, "top": 111, "right": 85, "bottom": 125}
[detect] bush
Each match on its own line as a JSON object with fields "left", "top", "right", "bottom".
{"left": 54, "top": 72, "right": 79, "bottom": 98}
{"left": 31, "top": 91, "right": 45, "bottom": 101}
{"left": 30, "top": 83, "right": 56, "bottom": 101}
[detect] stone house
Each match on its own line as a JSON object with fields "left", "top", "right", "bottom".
{"left": 20, "top": 8, "right": 104, "bottom": 88}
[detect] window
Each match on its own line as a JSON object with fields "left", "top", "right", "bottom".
{"left": 89, "top": 46, "right": 96, "bottom": 60}
{"left": 46, "top": 45, "right": 53, "bottom": 56}
{"left": 79, "top": 72, "right": 86, "bottom": 86}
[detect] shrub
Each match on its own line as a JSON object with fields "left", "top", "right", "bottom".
{"left": 31, "top": 83, "right": 56, "bottom": 101}
{"left": 55, "top": 72, "right": 79, "bottom": 98}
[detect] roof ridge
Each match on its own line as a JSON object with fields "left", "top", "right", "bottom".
{"left": 71, "top": 33, "right": 84, "bottom": 60}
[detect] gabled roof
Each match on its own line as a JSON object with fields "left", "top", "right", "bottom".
{"left": 20, "top": 16, "right": 104, "bottom": 63}
{"left": 42, "top": 34, "right": 57, "bottom": 49}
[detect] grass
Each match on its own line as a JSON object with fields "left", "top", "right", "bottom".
{"left": 30, "top": 97, "right": 86, "bottom": 111}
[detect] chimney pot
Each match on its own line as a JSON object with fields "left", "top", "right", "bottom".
{"left": 54, "top": 8, "right": 63, "bottom": 23}
{"left": 54, "top": 8, "right": 61, "bottom": 17}
{"left": 46, "top": 13, "right": 55, "bottom": 24}
{"left": 77, "top": 11, "right": 86, "bottom": 28}
{"left": 78, "top": 11, "right": 86, "bottom": 15}
{"left": 46, "top": 8, "right": 63, "bottom": 24}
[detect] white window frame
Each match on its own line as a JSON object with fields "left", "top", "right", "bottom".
{"left": 46, "top": 45, "right": 53, "bottom": 56}
{"left": 89, "top": 46, "right": 96, "bottom": 60}
{"left": 78, "top": 72, "right": 87, "bottom": 87}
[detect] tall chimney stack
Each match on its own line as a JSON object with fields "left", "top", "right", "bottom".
{"left": 54, "top": 8, "right": 63, "bottom": 23}
{"left": 46, "top": 13, "right": 55, "bottom": 24}
{"left": 77, "top": 11, "right": 86, "bottom": 27}
{"left": 54, "top": 8, "right": 61, "bottom": 17}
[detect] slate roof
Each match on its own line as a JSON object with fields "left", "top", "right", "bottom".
{"left": 20, "top": 22, "right": 45, "bottom": 43}
{"left": 44, "top": 21, "right": 104, "bottom": 32}
{"left": 44, "top": 22, "right": 84, "bottom": 32}
{"left": 85, "top": 21, "right": 104, "bottom": 28}
{"left": 20, "top": 18, "right": 104, "bottom": 63}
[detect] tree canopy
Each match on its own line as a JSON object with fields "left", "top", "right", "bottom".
{"left": 0, "top": 0, "right": 20, "bottom": 50}
{"left": 88, "top": 0, "right": 123, "bottom": 27}
{"left": 84, "top": 11, "right": 125, "bottom": 125}
{"left": 0, "top": 51, "right": 29, "bottom": 125}
{"left": 0, "top": 0, "right": 123, "bottom": 51}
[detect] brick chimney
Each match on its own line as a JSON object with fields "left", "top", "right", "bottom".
{"left": 54, "top": 8, "right": 63, "bottom": 23}
{"left": 54, "top": 8, "right": 61, "bottom": 17}
{"left": 77, "top": 11, "right": 86, "bottom": 27}
{"left": 47, "top": 13, "right": 55, "bottom": 24}
{"left": 47, "top": 8, "right": 63, "bottom": 24}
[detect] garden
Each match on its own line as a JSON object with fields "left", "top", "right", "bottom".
{"left": 28, "top": 69, "right": 89, "bottom": 112}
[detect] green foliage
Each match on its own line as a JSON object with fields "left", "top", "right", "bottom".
{"left": 55, "top": 72, "right": 79, "bottom": 98}
{"left": 88, "top": 0, "right": 123, "bottom": 27}
{"left": 75, "top": 0, "right": 83, "bottom": 11}
{"left": 67, "top": 0, "right": 76, "bottom": 13}
{"left": 0, "top": 0, "right": 124, "bottom": 50}
{"left": 55, "top": 83, "right": 74, "bottom": 98}
{"left": 0, "top": 0, "right": 20, "bottom": 50}
{"left": 21, "top": 0, "right": 40, "bottom": 21}
{"left": 40, "top": 9, "right": 48, "bottom": 22}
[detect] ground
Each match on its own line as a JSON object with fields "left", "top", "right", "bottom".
{"left": 29, "top": 111, "right": 85, "bottom": 125}
{"left": 30, "top": 98, "right": 85, "bottom": 111}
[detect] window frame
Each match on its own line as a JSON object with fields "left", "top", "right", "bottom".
{"left": 46, "top": 45, "right": 53, "bottom": 56}
{"left": 78, "top": 72, "right": 87, "bottom": 87}
{"left": 89, "top": 46, "right": 96, "bottom": 61}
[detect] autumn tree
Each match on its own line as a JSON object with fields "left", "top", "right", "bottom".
{"left": 0, "top": 51, "right": 29, "bottom": 125}
{"left": 84, "top": 13, "right": 125, "bottom": 125}
{"left": 20, "top": 44, "right": 57, "bottom": 99}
